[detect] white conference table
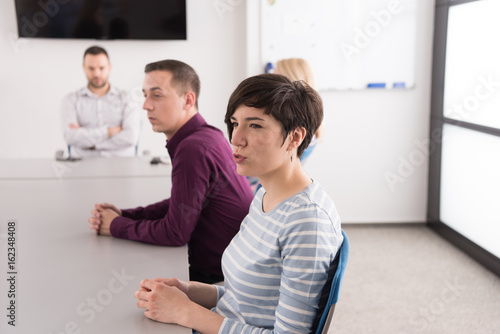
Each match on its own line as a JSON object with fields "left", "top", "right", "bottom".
{"left": 0, "top": 157, "right": 190, "bottom": 334}
{"left": 0, "top": 156, "right": 171, "bottom": 180}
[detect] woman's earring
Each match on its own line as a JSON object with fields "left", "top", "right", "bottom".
{"left": 290, "top": 151, "right": 293, "bottom": 162}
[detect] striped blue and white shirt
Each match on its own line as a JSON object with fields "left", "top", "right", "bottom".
{"left": 213, "top": 180, "right": 343, "bottom": 333}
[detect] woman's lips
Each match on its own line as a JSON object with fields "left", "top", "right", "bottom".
{"left": 233, "top": 153, "right": 246, "bottom": 164}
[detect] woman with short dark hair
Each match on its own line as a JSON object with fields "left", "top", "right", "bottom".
{"left": 134, "top": 74, "right": 343, "bottom": 334}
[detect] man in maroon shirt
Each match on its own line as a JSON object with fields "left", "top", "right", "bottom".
{"left": 88, "top": 60, "right": 254, "bottom": 283}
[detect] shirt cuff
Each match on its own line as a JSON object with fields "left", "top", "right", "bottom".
{"left": 109, "top": 216, "right": 133, "bottom": 239}
{"left": 215, "top": 285, "right": 225, "bottom": 301}
{"left": 218, "top": 318, "right": 238, "bottom": 334}
{"left": 121, "top": 208, "right": 139, "bottom": 219}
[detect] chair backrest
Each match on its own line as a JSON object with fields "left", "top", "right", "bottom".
{"left": 315, "top": 229, "right": 350, "bottom": 334}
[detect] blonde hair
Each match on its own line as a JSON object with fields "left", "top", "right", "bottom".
{"left": 276, "top": 58, "right": 322, "bottom": 139}
{"left": 276, "top": 58, "right": 316, "bottom": 89}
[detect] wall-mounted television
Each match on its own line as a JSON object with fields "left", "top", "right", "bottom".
{"left": 14, "top": 0, "right": 187, "bottom": 40}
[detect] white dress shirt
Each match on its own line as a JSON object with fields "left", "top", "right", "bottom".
{"left": 61, "top": 85, "right": 141, "bottom": 157}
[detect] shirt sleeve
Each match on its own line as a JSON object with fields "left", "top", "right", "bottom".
{"left": 95, "top": 93, "right": 141, "bottom": 150}
{"left": 218, "top": 207, "right": 342, "bottom": 334}
{"left": 61, "top": 93, "right": 108, "bottom": 148}
{"left": 215, "top": 285, "right": 225, "bottom": 301}
{"left": 109, "top": 141, "right": 213, "bottom": 246}
{"left": 120, "top": 198, "right": 170, "bottom": 220}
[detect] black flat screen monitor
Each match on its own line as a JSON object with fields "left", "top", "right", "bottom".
{"left": 15, "top": 0, "right": 187, "bottom": 40}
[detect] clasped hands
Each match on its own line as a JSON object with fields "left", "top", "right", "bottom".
{"left": 88, "top": 203, "right": 121, "bottom": 235}
{"left": 88, "top": 205, "right": 211, "bottom": 328}
{"left": 134, "top": 277, "right": 191, "bottom": 325}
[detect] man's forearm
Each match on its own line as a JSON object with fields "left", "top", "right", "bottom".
{"left": 121, "top": 198, "right": 170, "bottom": 220}
{"left": 64, "top": 126, "right": 108, "bottom": 147}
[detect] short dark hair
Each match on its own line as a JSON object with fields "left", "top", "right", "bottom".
{"left": 225, "top": 74, "right": 323, "bottom": 158}
{"left": 144, "top": 59, "right": 200, "bottom": 109}
{"left": 83, "top": 46, "right": 109, "bottom": 60}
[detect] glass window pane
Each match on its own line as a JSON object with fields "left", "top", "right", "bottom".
{"left": 444, "top": 0, "right": 500, "bottom": 129}
{"left": 440, "top": 124, "right": 500, "bottom": 258}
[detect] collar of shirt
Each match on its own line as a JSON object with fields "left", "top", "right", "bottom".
{"left": 166, "top": 113, "right": 206, "bottom": 158}
{"left": 78, "top": 84, "right": 119, "bottom": 98}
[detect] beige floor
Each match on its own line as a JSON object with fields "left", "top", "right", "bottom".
{"left": 329, "top": 224, "right": 500, "bottom": 334}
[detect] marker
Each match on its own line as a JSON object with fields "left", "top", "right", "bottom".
{"left": 264, "top": 62, "right": 274, "bottom": 74}
{"left": 393, "top": 82, "right": 406, "bottom": 88}
{"left": 367, "top": 83, "right": 386, "bottom": 88}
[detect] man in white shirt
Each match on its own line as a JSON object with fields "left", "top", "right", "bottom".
{"left": 61, "top": 46, "right": 140, "bottom": 157}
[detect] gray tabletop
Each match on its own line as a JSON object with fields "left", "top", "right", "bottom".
{"left": 0, "top": 159, "right": 189, "bottom": 334}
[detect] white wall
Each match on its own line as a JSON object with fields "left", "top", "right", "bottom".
{"left": 0, "top": 0, "right": 435, "bottom": 224}
{"left": 0, "top": 0, "right": 246, "bottom": 158}
{"left": 247, "top": 0, "right": 435, "bottom": 223}
{"left": 317, "top": 0, "right": 434, "bottom": 223}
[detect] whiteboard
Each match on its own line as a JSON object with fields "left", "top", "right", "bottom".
{"left": 261, "top": 0, "right": 417, "bottom": 90}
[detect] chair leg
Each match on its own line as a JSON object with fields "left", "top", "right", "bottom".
{"left": 321, "top": 304, "right": 336, "bottom": 334}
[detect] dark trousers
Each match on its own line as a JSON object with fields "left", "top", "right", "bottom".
{"left": 189, "top": 266, "right": 224, "bottom": 284}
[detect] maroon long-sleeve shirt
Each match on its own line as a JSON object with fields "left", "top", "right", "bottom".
{"left": 110, "top": 113, "right": 254, "bottom": 276}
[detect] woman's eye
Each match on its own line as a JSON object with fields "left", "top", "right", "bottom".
{"left": 231, "top": 122, "right": 238, "bottom": 128}
{"left": 250, "top": 124, "right": 262, "bottom": 129}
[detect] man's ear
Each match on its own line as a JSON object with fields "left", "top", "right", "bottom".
{"left": 288, "top": 127, "right": 307, "bottom": 150}
{"left": 184, "top": 91, "right": 196, "bottom": 110}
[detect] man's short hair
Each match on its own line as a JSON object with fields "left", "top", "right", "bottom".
{"left": 83, "top": 46, "right": 109, "bottom": 60}
{"left": 225, "top": 74, "right": 323, "bottom": 158}
{"left": 144, "top": 59, "right": 200, "bottom": 109}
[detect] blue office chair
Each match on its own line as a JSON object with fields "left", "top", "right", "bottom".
{"left": 314, "top": 229, "right": 350, "bottom": 334}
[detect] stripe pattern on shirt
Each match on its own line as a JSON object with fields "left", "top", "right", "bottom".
{"left": 214, "top": 181, "right": 343, "bottom": 333}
